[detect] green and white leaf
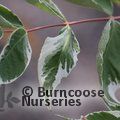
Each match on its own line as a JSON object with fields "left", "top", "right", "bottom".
{"left": 60, "top": 111, "right": 120, "bottom": 120}
{"left": 26, "top": 0, "right": 66, "bottom": 21}
{"left": 0, "top": 4, "right": 23, "bottom": 28}
{"left": 0, "top": 28, "right": 32, "bottom": 84}
{"left": 38, "top": 26, "right": 80, "bottom": 90}
{"left": 85, "top": 111, "right": 120, "bottom": 120}
{"left": 0, "top": 27, "right": 3, "bottom": 39}
{"left": 66, "top": 0, "right": 113, "bottom": 15}
{"left": 97, "top": 20, "right": 120, "bottom": 110}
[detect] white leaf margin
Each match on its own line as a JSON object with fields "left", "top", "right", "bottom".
{"left": 38, "top": 27, "right": 80, "bottom": 90}
{"left": 0, "top": 28, "right": 32, "bottom": 84}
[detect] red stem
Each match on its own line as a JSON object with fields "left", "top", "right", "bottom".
{"left": 4, "top": 16, "right": 120, "bottom": 33}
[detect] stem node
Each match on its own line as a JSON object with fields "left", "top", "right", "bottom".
{"left": 4, "top": 16, "right": 120, "bottom": 33}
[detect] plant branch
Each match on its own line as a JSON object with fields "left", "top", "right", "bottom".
{"left": 4, "top": 16, "right": 120, "bottom": 33}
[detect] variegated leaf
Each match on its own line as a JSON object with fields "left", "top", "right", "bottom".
{"left": 38, "top": 26, "right": 80, "bottom": 90}
{"left": 97, "top": 20, "right": 120, "bottom": 110}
